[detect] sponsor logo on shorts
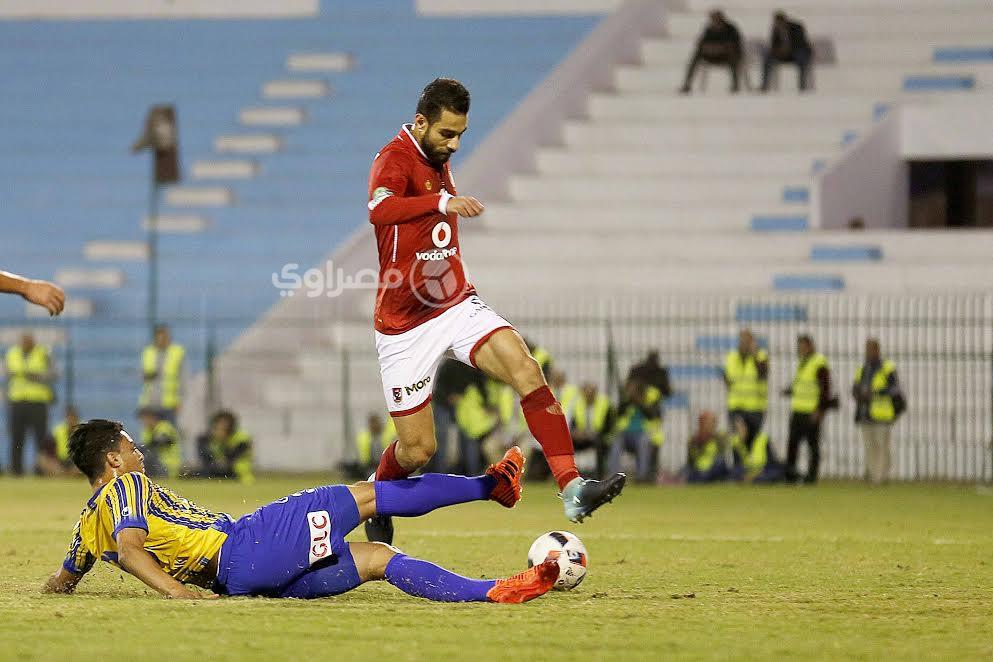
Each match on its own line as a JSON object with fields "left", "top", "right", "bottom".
{"left": 406, "top": 376, "right": 431, "bottom": 396}
{"left": 307, "top": 510, "right": 333, "bottom": 566}
{"left": 392, "top": 387, "right": 403, "bottom": 404}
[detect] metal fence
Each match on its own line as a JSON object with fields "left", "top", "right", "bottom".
{"left": 2, "top": 293, "right": 991, "bottom": 480}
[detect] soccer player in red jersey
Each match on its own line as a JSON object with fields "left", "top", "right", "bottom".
{"left": 365, "top": 78, "right": 625, "bottom": 543}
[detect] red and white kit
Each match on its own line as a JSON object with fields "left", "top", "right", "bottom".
{"left": 368, "top": 124, "right": 513, "bottom": 416}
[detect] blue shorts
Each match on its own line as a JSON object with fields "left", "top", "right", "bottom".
{"left": 215, "top": 485, "right": 363, "bottom": 598}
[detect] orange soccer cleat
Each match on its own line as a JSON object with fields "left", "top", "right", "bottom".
{"left": 485, "top": 445, "right": 525, "bottom": 508}
{"left": 486, "top": 559, "right": 560, "bottom": 604}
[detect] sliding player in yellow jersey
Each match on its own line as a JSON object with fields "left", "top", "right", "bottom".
{"left": 43, "top": 419, "right": 557, "bottom": 603}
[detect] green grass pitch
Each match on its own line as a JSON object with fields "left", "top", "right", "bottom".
{"left": 2, "top": 476, "right": 993, "bottom": 660}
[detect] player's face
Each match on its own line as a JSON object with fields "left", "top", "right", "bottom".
{"left": 117, "top": 432, "right": 146, "bottom": 475}
{"left": 416, "top": 110, "right": 468, "bottom": 166}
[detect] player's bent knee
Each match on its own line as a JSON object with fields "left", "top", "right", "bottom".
{"left": 353, "top": 541, "right": 400, "bottom": 582}
{"left": 511, "top": 355, "right": 546, "bottom": 394}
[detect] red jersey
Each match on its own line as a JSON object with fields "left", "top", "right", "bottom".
{"left": 368, "top": 124, "right": 474, "bottom": 334}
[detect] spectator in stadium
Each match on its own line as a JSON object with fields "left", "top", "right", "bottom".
{"left": 760, "top": 10, "right": 813, "bottom": 92}
{"left": 627, "top": 350, "right": 673, "bottom": 401}
{"left": 724, "top": 328, "right": 769, "bottom": 442}
{"left": 196, "top": 410, "right": 254, "bottom": 484}
{"left": 569, "top": 382, "right": 615, "bottom": 479}
{"left": 679, "top": 9, "right": 745, "bottom": 94}
{"left": 685, "top": 410, "right": 730, "bottom": 483}
{"left": 0, "top": 270, "right": 65, "bottom": 316}
{"left": 139, "top": 324, "right": 185, "bottom": 425}
{"left": 5, "top": 332, "right": 56, "bottom": 475}
{"left": 49, "top": 405, "right": 81, "bottom": 470}
{"left": 782, "top": 335, "right": 836, "bottom": 484}
{"left": 452, "top": 378, "right": 497, "bottom": 476}
{"left": 610, "top": 377, "right": 664, "bottom": 483}
{"left": 353, "top": 412, "right": 395, "bottom": 477}
{"left": 729, "top": 415, "right": 785, "bottom": 483}
{"left": 138, "top": 406, "right": 180, "bottom": 479}
{"left": 853, "top": 338, "right": 904, "bottom": 484}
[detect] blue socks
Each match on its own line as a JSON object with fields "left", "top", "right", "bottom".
{"left": 374, "top": 473, "right": 496, "bottom": 518}
{"left": 385, "top": 554, "right": 495, "bottom": 602}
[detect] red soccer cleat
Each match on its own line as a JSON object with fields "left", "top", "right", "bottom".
{"left": 486, "top": 559, "right": 560, "bottom": 604}
{"left": 485, "top": 445, "right": 525, "bottom": 508}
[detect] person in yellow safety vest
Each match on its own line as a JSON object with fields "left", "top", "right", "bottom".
{"left": 729, "top": 415, "right": 785, "bottom": 484}
{"left": 138, "top": 406, "right": 181, "bottom": 479}
{"left": 355, "top": 412, "right": 396, "bottom": 474}
{"left": 723, "top": 328, "right": 769, "bottom": 441}
{"left": 610, "top": 377, "right": 664, "bottom": 483}
{"left": 196, "top": 410, "right": 254, "bottom": 484}
{"left": 569, "top": 382, "right": 614, "bottom": 479}
{"left": 37, "top": 405, "right": 80, "bottom": 476}
{"left": 853, "top": 338, "right": 904, "bottom": 485}
{"left": 781, "top": 334, "right": 836, "bottom": 484}
{"left": 140, "top": 324, "right": 185, "bottom": 425}
{"left": 453, "top": 382, "right": 498, "bottom": 476}
{"left": 5, "top": 332, "right": 56, "bottom": 475}
{"left": 685, "top": 410, "right": 730, "bottom": 483}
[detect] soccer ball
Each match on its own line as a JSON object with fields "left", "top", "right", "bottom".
{"left": 527, "top": 531, "right": 588, "bottom": 591}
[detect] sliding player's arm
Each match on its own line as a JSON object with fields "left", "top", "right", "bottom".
{"left": 116, "top": 528, "right": 217, "bottom": 600}
{"left": 108, "top": 472, "right": 216, "bottom": 599}
{"left": 0, "top": 270, "right": 65, "bottom": 316}
{"left": 42, "top": 519, "right": 94, "bottom": 594}
{"left": 368, "top": 152, "right": 482, "bottom": 226}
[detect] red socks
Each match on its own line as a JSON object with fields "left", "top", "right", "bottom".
{"left": 375, "top": 440, "right": 414, "bottom": 482}
{"left": 521, "top": 386, "right": 580, "bottom": 490}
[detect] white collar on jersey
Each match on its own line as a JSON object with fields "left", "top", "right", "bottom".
{"left": 401, "top": 123, "right": 430, "bottom": 161}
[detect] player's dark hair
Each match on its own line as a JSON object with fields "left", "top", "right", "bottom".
{"left": 416, "top": 78, "right": 470, "bottom": 123}
{"left": 68, "top": 419, "right": 124, "bottom": 480}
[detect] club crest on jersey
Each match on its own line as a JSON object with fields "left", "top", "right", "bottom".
{"left": 425, "top": 180, "right": 432, "bottom": 191}
{"left": 392, "top": 387, "right": 403, "bottom": 404}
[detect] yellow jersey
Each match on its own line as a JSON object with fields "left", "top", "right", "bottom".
{"left": 62, "top": 472, "right": 232, "bottom": 588}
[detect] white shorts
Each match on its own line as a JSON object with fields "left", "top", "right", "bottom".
{"left": 375, "top": 295, "right": 514, "bottom": 417}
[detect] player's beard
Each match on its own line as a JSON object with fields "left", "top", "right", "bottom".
{"left": 422, "top": 135, "right": 453, "bottom": 167}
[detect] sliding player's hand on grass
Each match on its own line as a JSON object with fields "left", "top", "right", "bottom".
{"left": 445, "top": 195, "right": 484, "bottom": 218}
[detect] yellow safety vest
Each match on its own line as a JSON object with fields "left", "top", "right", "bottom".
{"left": 732, "top": 432, "right": 770, "bottom": 475}
{"left": 140, "top": 344, "right": 185, "bottom": 409}
{"left": 6, "top": 345, "right": 54, "bottom": 403}
{"left": 455, "top": 385, "right": 498, "bottom": 440}
{"left": 356, "top": 418, "right": 396, "bottom": 465}
{"left": 854, "top": 360, "right": 896, "bottom": 423}
{"left": 532, "top": 347, "right": 551, "bottom": 373}
{"left": 142, "top": 420, "right": 181, "bottom": 478}
{"left": 485, "top": 379, "right": 517, "bottom": 425}
{"left": 690, "top": 436, "right": 722, "bottom": 472}
{"left": 572, "top": 393, "right": 610, "bottom": 434}
{"left": 725, "top": 349, "right": 768, "bottom": 412}
{"left": 615, "top": 386, "right": 664, "bottom": 447}
{"left": 791, "top": 353, "right": 828, "bottom": 414}
{"left": 53, "top": 420, "right": 72, "bottom": 462}
{"left": 209, "top": 428, "right": 254, "bottom": 484}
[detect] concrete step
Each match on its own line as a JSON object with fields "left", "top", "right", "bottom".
{"left": 83, "top": 240, "right": 148, "bottom": 261}
{"left": 615, "top": 64, "right": 993, "bottom": 94}
{"left": 262, "top": 79, "right": 332, "bottom": 99}
{"left": 534, "top": 148, "right": 829, "bottom": 177}
{"left": 587, "top": 92, "right": 886, "bottom": 121}
{"left": 239, "top": 106, "right": 306, "bottom": 127}
{"left": 54, "top": 268, "right": 124, "bottom": 289}
{"left": 214, "top": 134, "right": 283, "bottom": 155}
{"left": 142, "top": 214, "right": 209, "bottom": 234}
{"left": 191, "top": 159, "right": 259, "bottom": 180}
{"left": 509, "top": 174, "right": 809, "bottom": 204}
{"left": 286, "top": 52, "right": 356, "bottom": 72}
{"left": 479, "top": 203, "right": 803, "bottom": 231}
{"left": 563, "top": 119, "right": 847, "bottom": 149}
{"left": 686, "top": 0, "right": 993, "bottom": 9}
{"left": 163, "top": 186, "right": 233, "bottom": 207}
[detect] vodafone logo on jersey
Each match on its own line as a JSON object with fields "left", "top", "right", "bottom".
{"left": 307, "top": 510, "right": 333, "bottom": 566}
{"left": 409, "top": 220, "right": 463, "bottom": 308}
{"left": 415, "top": 222, "right": 456, "bottom": 261}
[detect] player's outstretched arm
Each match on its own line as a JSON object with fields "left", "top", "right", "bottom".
{"left": 116, "top": 528, "right": 218, "bottom": 600}
{"left": 42, "top": 567, "right": 85, "bottom": 595}
{"left": 0, "top": 270, "right": 65, "bottom": 316}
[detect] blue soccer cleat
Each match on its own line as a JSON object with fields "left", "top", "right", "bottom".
{"left": 560, "top": 473, "right": 626, "bottom": 523}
